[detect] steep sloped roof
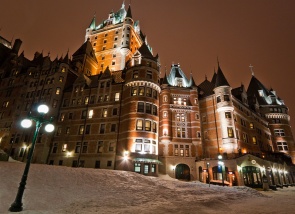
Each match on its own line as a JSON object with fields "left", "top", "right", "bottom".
{"left": 198, "top": 78, "right": 215, "bottom": 96}
{"left": 72, "top": 40, "right": 98, "bottom": 63}
{"left": 126, "top": 5, "right": 132, "bottom": 19}
{"left": 247, "top": 75, "right": 284, "bottom": 106}
{"left": 215, "top": 65, "right": 230, "bottom": 87}
{"left": 137, "top": 42, "right": 155, "bottom": 60}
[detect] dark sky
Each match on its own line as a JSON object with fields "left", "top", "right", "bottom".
{"left": 1, "top": 0, "right": 295, "bottom": 132}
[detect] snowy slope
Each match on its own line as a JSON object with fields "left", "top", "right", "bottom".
{"left": 0, "top": 162, "right": 294, "bottom": 214}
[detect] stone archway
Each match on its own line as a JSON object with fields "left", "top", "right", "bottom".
{"left": 175, "top": 164, "right": 190, "bottom": 181}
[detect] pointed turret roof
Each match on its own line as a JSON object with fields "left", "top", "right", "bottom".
{"left": 138, "top": 42, "right": 154, "bottom": 59}
{"left": 162, "top": 72, "right": 169, "bottom": 85}
{"left": 214, "top": 65, "right": 230, "bottom": 87}
{"left": 88, "top": 16, "right": 96, "bottom": 29}
{"left": 126, "top": 5, "right": 132, "bottom": 19}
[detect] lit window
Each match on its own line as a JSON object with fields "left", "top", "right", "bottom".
{"left": 252, "top": 136, "right": 257, "bottom": 144}
{"left": 139, "top": 87, "right": 145, "bottom": 96}
{"left": 134, "top": 163, "right": 141, "bottom": 172}
{"left": 102, "top": 109, "right": 108, "bottom": 118}
{"left": 56, "top": 87, "right": 61, "bottom": 95}
{"left": 88, "top": 109, "right": 94, "bottom": 118}
{"left": 115, "top": 92, "right": 120, "bottom": 101}
{"left": 250, "top": 122, "right": 254, "bottom": 129}
{"left": 225, "top": 112, "right": 231, "bottom": 119}
{"left": 136, "top": 119, "right": 143, "bottom": 130}
{"left": 79, "top": 125, "right": 84, "bottom": 135}
{"left": 145, "top": 120, "right": 151, "bottom": 131}
{"left": 228, "top": 127, "right": 234, "bottom": 138}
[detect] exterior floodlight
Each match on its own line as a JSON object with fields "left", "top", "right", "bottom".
{"left": 21, "top": 119, "right": 32, "bottom": 128}
{"left": 45, "top": 124, "right": 55, "bottom": 132}
{"left": 37, "top": 104, "right": 49, "bottom": 114}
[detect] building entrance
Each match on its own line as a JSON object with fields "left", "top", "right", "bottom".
{"left": 175, "top": 164, "right": 190, "bottom": 181}
{"left": 242, "top": 166, "right": 262, "bottom": 188}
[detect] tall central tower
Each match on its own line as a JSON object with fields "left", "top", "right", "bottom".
{"left": 85, "top": 3, "right": 152, "bottom": 74}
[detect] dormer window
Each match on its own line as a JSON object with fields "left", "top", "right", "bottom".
{"left": 258, "top": 90, "right": 264, "bottom": 97}
{"left": 133, "top": 71, "right": 139, "bottom": 79}
{"left": 177, "top": 79, "right": 183, "bottom": 87}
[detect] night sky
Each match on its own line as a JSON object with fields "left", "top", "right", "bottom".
{"left": 1, "top": 0, "right": 295, "bottom": 132}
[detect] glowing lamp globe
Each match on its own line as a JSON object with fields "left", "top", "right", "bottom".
{"left": 21, "top": 119, "right": 32, "bottom": 128}
{"left": 45, "top": 124, "right": 55, "bottom": 132}
{"left": 218, "top": 155, "right": 222, "bottom": 160}
{"left": 37, "top": 104, "right": 49, "bottom": 114}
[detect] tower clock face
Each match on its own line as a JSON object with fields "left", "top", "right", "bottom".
{"left": 251, "top": 160, "right": 256, "bottom": 165}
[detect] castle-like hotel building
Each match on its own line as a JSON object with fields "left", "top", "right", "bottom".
{"left": 0, "top": 3, "right": 294, "bottom": 188}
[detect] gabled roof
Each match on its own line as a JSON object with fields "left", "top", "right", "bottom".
{"left": 198, "top": 78, "right": 215, "bottom": 96}
{"left": 99, "top": 67, "right": 112, "bottom": 80}
{"left": 72, "top": 40, "right": 98, "bottom": 63}
{"left": 214, "top": 65, "right": 230, "bottom": 87}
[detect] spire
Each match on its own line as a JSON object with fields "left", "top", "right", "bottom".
{"left": 88, "top": 15, "right": 96, "bottom": 29}
{"left": 126, "top": 4, "right": 132, "bottom": 18}
{"left": 121, "top": 1, "right": 125, "bottom": 9}
{"left": 162, "top": 71, "right": 169, "bottom": 85}
{"left": 214, "top": 63, "right": 230, "bottom": 87}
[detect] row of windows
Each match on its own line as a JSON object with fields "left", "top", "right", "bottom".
{"left": 29, "top": 77, "right": 64, "bottom": 88}
{"left": 49, "top": 159, "right": 113, "bottom": 168}
{"left": 63, "top": 93, "right": 120, "bottom": 107}
{"left": 60, "top": 107, "right": 118, "bottom": 122}
{"left": 136, "top": 119, "right": 157, "bottom": 133}
{"left": 52, "top": 141, "right": 115, "bottom": 154}
{"left": 216, "top": 95, "right": 230, "bottom": 103}
{"left": 26, "top": 87, "right": 61, "bottom": 98}
{"left": 134, "top": 163, "right": 157, "bottom": 174}
{"left": 137, "top": 102, "right": 157, "bottom": 115}
{"left": 132, "top": 87, "right": 157, "bottom": 98}
{"left": 56, "top": 123, "right": 117, "bottom": 136}
{"left": 132, "top": 70, "right": 153, "bottom": 79}
{"left": 174, "top": 144, "right": 190, "bottom": 156}
{"left": 134, "top": 139, "right": 157, "bottom": 154}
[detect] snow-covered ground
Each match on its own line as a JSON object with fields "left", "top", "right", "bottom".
{"left": 0, "top": 162, "right": 294, "bottom": 214}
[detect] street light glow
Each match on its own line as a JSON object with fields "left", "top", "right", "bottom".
{"left": 37, "top": 104, "right": 49, "bottom": 114}
{"left": 45, "top": 124, "right": 55, "bottom": 132}
{"left": 21, "top": 119, "right": 32, "bottom": 128}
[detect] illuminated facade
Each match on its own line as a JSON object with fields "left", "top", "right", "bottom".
{"left": 0, "top": 3, "right": 294, "bottom": 187}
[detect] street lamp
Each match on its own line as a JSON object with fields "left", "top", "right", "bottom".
{"left": 9, "top": 104, "right": 54, "bottom": 212}
{"left": 207, "top": 162, "right": 210, "bottom": 187}
{"left": 218, "top": 155, "right": 225, "bottom": 187}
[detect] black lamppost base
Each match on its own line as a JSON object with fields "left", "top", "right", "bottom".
{"left": 9, "top": 202, "right": 23, "bottom": 212}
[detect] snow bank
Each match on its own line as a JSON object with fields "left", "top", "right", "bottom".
{"left": 0, "top": 162, "right": 294, "bottom": 214}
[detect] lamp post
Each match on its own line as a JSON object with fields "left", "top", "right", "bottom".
{"left": 218, "top": 154, "right": 225, "bottom": 187}
{"left": 9, "top": 104, "right": 54, "bottom": 212}
{"left": 207, "top": 162, "right": 210, "bottom": 187}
